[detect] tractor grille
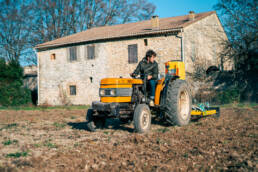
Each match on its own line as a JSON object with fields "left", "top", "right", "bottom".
{"left": 105, "top": 89, "right": 111, "bottom": 96}
{"left": 99, "top": 88, "right": 132, "bottom": 97}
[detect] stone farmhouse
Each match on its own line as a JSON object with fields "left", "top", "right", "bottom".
{"left": 35, "top": 11, "right": 228, "bottom": 105}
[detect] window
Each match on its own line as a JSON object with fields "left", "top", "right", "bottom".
{"left": 128, "top": 44, "right": 138, "bottom": 64}
{"left": 144, "top": 39, "right": 148, "bottom": 46}
{"left": 69, "top": 85, "right": 76, "bottom": 95}
{"left": 87, "top": 45, "right": 95, "bottom": 59}
{"left": 51, "top": 53, "right": 56, "bottom": 60}
{"left": 69, "top": 47, "right": 77, "bottom": 61}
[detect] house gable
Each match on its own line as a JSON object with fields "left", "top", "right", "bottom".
{"left": 183, "top": 13, "right": 228, "bottom": 72}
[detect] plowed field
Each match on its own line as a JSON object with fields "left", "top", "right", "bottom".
{"left": 0, "top": 106, "right": 257, "bottom": 171}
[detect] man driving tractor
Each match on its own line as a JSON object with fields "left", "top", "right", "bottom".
{"left": 130, "top": 50, "right": 159, "bottom": 106}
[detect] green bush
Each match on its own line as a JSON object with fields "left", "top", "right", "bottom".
{"left": 0, "top": 59, "right": 31, "bottom": 106}
{"left": 214, "top": 88, "right": 240, "bottom": 104}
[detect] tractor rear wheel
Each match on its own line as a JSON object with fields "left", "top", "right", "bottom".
{"left": 164, "top": 79, "right": 192, "bottom": 126}
{"left": 133, "top": 104, "right": 151, "bottom": 133}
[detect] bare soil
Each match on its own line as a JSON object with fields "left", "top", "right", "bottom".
{"left": 0, "top": 106, "right": 257, "bottom": 171}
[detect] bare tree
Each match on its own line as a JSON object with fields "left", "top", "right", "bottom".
{"left": 0, "top": 0, "right": 155, "bottom": 64}
{"left": 0, "top": 0, "right": 34, "bottom": 62}
{"left": 214, "top": 0, "right": 258, "bottom": 101}
{"left": 32, "top": 0, "right": 155, "bottom": 40}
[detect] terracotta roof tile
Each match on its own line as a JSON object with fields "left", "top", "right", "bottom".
{"left": 36, "top": 11, "right": 216, "bottom": 49}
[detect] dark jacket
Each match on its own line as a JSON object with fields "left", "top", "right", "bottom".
{"left": 133, "top": 58, "right": 159, "bottom": 80}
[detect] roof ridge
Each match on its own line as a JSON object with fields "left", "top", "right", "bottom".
{"left": 76, "top": 10, "right": 216, "bottom": 31}
{"left": 36, "top": 11, "right": 216, "bottom": 49}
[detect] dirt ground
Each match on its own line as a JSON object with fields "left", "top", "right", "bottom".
{"left": 0, "top": 106, "right": 257, "bottom": 172}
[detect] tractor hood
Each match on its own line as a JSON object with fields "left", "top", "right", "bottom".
{"left": 101, "top": 78, "right": 143, "bottom": 85}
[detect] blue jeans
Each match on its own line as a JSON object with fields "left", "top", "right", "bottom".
{"left": 148, "top": 79, "right": 157, "bottom": 99}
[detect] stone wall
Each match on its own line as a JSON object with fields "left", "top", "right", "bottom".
{"left": 37, "top": 13, "right": 228, "bottom": 106}
{"left": 38, "top": 43, "right": 108, "bottom": 105}
{"left": 38, "top": 35, "right": 182, "bottom": 105}
{"left": 184, "top": 13, "right": 229, "bottom": 73}
{"left": 183, "top": 13, "right": 229, "bottom": 97}
{"left": 105, "top": 35, "right": 182, "bottom": 78}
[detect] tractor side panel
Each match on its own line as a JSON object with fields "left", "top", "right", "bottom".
{"left": 101, "top": 97, "right": 131, "bottom": 103}
{"left": 101, "top": 84, "right": 132, "bottom": 88}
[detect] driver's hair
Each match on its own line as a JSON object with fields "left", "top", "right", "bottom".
{"left": 145, "top": 50, "right": 157, "bottom": 59}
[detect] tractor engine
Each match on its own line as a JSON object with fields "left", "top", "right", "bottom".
{"left": 99, "top": 78, "right": 143, "bottom": 103}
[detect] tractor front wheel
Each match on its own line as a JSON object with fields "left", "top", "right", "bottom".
{"left": 86, "top": 109, "right": 105, "bottom": 132}
{"left": 133, "top": 104, "right": 151, "bottom": 133}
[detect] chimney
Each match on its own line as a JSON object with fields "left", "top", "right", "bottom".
{"left": 151, "top": 15, "right": 159, "bottom": 30}
{"left": 189, "top": 11, "right": 195, "bottom": 21}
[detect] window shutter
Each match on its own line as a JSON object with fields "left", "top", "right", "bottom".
{"left": 87, "top": 45, "right": 95, "bottom": 59}
{"left": 66, "top": 48, "right": 69, "bottom": 61}
{"left": 128, "top": 44, "right": 138, "bottom": 64}
{"left": 69, "top": 47, "right": 77, "bottom": 61}
{"left": 77, "top": 46, "right": 81, "bottom": 61}
{"left": 69, "top": 47, "right": 73, "bottom": 61}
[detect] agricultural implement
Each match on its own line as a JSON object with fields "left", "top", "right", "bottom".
{"left": 191, "top": 103, "right": 220, "bottom": 118}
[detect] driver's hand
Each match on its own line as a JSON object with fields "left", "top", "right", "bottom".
{"left": 130, "top": 73, "right": 136, "bottom": 78}
{"left": 147, "top": 75, "right": 152, "bottom": 80}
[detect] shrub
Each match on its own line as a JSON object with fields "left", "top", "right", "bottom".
{"left": 0, "top": 59, "right": 31, "bottom": 106}
{"left": 214, "top": 88, "right": 240, "bottom": 104}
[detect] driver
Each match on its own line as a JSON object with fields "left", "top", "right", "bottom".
{"left": 130, "top": 49, "right": 159, "bottom": 106}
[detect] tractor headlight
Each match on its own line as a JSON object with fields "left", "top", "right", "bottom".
{"left": 110, "top": 89, "right": 116, "bottom": 96}
{"left": 99, "top": 89, "right": 105, "bottom": 96}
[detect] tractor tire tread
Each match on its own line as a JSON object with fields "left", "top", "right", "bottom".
{"left": 133, "top": 104, "right": 151, "bottom": 133}
{"left": 164, "top": 79, "right": 192, "bottom": 126}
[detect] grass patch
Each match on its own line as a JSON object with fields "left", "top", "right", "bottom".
{"left": 183, "top": 153, "right": 189, "bottom": 158}
{"left": 103, "top": 131, "right": 109, "bottom": 135}
{"left": 0, "top": 123, "right": 18, "bottom": 131}
{"left": 156, "top": 127, "right": 170, "bottom": 133}
{"left": 44, "top": 141, "right": 57, "bottom": 149}
{"left": 53, "top": 122, "right": 66, "bottom": 128}
{"left": 2, "top": 139, "right": 18, "bottom": 146}
{"left": 74, "top": 142, "right": 81, "bottom": 147}
{"left": 33, "top": 143, "right": 41, "bottom": 148}
{"left": 156, "top": 137, "right": 165, "bottom": 144}
{"left": 6, "top": 151, "right": 28, "bottom": 158}
{"left": 108, "top": 136, "right": 111, "bottom": 142}
{"left": 0, "top": 105, "right": 90, "bottom": 111}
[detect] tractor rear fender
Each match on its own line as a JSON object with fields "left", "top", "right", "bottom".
{"left": 154, "top": 75, "right": 179, "bottom": 105}
{"left": 154, "top": 78, "right": 165, "bottom": 105}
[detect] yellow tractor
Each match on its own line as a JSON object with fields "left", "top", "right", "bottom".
{"left": 86, "top": 60, "right": 192, "bottom": 133}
